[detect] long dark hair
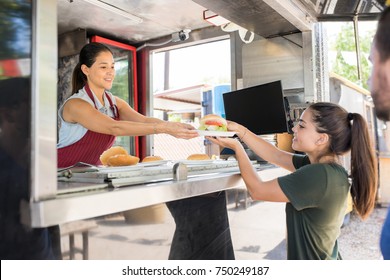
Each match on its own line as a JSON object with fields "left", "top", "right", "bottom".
{"left": 375, "top": 6, "right": 390, "bottom": 62}
{"left": 309, "top": 102, "right": 377, "bottom": 220}
{"left": 71, "top": 42, "right": 113, "bottom": 94}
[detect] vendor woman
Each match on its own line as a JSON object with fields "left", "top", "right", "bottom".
{"left": 57, "top": 42, "right": 198, "bottom": 168}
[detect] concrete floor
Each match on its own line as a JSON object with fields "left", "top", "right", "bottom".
{"left": 61, "top": 191, "right": 287, "bottom": 260}
{"left": 61, "top": 189, "right": 386, "bottom": 260}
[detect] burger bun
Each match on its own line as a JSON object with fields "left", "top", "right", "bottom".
{"left": 100, "top": 146, "right": 128, "bottom": 166}
{"left": 107, "top": 154, "right": 140, "bottom": 166}
{"left": 187, "top": 154, "right": 210, "bottom": 160}
{"left": 142, "top": 155, "right": 164, "bottom": 162}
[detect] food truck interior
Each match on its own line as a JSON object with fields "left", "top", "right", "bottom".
{"left": 1, "top": 0, "right": 389, "bottom": 259}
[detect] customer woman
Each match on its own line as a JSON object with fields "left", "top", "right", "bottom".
{"left": 57, "top": 42, "right": 198, "bottom": 168}
{"left": 207, "top": 102, "right": 378, "bottom": 260}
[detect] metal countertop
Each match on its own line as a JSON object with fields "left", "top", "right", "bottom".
{"left": 24, "top": 163, "right": 289, "bottom": 228}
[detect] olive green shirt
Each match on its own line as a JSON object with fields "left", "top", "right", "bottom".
{"left": 277, "top": 154, "right": 350, "bottom": 260}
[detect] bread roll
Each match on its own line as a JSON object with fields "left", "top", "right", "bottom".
{"left": 100, "top": 146, "right": 128, "bottom": 165}
{"left": 142, "top": 155, "right": 164, "bottom": 162}
{"left": 187, "top": 154, "right": 210, "bottom": 160}
{"left": 107, "top": 154, "right": 140, "bottom": 166}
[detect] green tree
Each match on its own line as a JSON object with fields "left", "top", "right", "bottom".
{"left": 330, "top": 23, "right": 375, "bottom": 90}
{"left": 0, "top": 0, "right": 31, "bottom": 59}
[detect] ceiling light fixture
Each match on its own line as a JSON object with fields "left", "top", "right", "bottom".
{"left": 203, "top": 10, "right": 230, "bottom": 26}
{"left": 221, "top": 22, "right": 255, "bottom": 44}
{"left": 81, "top": 0, "right": 143, "bottom": 24}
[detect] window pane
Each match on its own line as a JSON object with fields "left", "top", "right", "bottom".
{"left": 111, "top": 56, "right": 132, "bottom": 154}
{"left": 152, "top": 40, "right": 231, "bottom": 159}
{"left": 325, "top": 21, "right": 376, "bottom": 90}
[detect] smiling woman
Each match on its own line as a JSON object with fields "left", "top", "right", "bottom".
{"left": 57, "top": 42, "right": 198, "bottom": 168}
{"left": 207, "top": 101, "right": 378, "bottom": 259}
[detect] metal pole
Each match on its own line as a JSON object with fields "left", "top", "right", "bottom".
{"left": 164, "top": 51, "right": 170, "bottom": 90}
{"left": 353, "top": 15, "right": 362, "bottom": 82}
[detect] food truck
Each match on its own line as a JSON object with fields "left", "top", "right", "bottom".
{"left": 1, "top": 0, "right": 389, "bottom": 259}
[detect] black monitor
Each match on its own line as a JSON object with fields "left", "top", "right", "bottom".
{"left": 223, "top": 80, "right": 290, "bottom": 135}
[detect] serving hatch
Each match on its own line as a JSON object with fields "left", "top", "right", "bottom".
{"left": 57, "top": 159, "right": 256, "bottom": 191}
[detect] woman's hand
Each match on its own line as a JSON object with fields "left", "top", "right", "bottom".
{"left": 227, "top": 121, "right": 247, "bottom": 139}
{"left": 206, "top": 136, "right": 242, "bottom": 151}
{"left": 159, "top": 122, "right": 199, "bottom": 139}
{"left": 226, "top": 120, "right": 240, "bottom": 131}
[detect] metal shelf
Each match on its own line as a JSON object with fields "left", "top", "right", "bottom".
{"left": 23, "top": 163, "right": 288, "bottom": 228}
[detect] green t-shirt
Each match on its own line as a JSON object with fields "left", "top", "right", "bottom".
{"left": 277, "top": 154, "right": 350, "bottom": 260}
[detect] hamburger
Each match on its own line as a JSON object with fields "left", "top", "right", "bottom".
{"left": 187, "top": 154, "right": 210, "bottom": 160}
{"left": 198, "top": 114, "right": 227, "bottom": 132}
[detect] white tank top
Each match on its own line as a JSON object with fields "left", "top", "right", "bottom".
{"left": 57, "top": 87, "right": 117, "bottom": 148}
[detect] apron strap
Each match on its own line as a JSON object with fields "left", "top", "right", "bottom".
{"left": 84, "top": 83, "right": 119, "bottom": 119}
{"left": 105, "top": 92, "right": 119, "bottom": 119}
{"left": 84, "top": 83, "right": 98, "bottom": 109}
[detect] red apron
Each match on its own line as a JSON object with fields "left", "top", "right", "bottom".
{"left": 57, "top": 84, "right": 119, "bottom": 168}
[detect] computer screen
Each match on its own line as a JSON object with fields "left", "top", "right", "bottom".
{"left": 223, "top": 80, "right": 289, "bottom": 135}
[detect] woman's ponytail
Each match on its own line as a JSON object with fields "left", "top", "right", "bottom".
{"left": 309, "top": 102, "right": 378, "bottom": 220}
{"left": 349, "top": 113, "right": 378, "bottom": 219}
{"left": 71, "top": 62, "right": 86, "bottom": 94}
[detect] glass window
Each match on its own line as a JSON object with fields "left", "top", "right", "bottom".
{"left": 93, "top": 37, "right": 138, "bottom": 156}
{"left": 153, "top": 40, "right": 231, "bottom": 91}
{"left": 325, "top": 21, "right": 376, "bottom": 90}
{"left": 110, "top": 55, "right": 134, "bottom": 154}
{"left": 151, "top": 40, "right": 231, "bottom": 159}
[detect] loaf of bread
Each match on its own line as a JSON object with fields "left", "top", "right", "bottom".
{"left": 186, "top": 154, "right": 210, "bottom": 160}
{"left": 107, "top": 154, "right": 140, "bottom": 166}
{"left": 142, "top": 155, "right": 164, "bottom": 162}
{"left": 100, "top": 146, "right": 128, "bottom": 165}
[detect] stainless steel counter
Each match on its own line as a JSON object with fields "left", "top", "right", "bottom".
{"left": 24, "top": 163, "right": 289, "bottom": 228}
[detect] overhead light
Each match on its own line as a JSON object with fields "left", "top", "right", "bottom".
{"left": 238, "top": 28, "right": 254, "bottom": 44}
{"left": 81, "top": 0, "right": 143, "bottom": 24}
{"left": 203, "top": 10, "right": 230, "bottom": 26}
{"left": 221, "top": 22, "right": 254, "bottom": 44}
